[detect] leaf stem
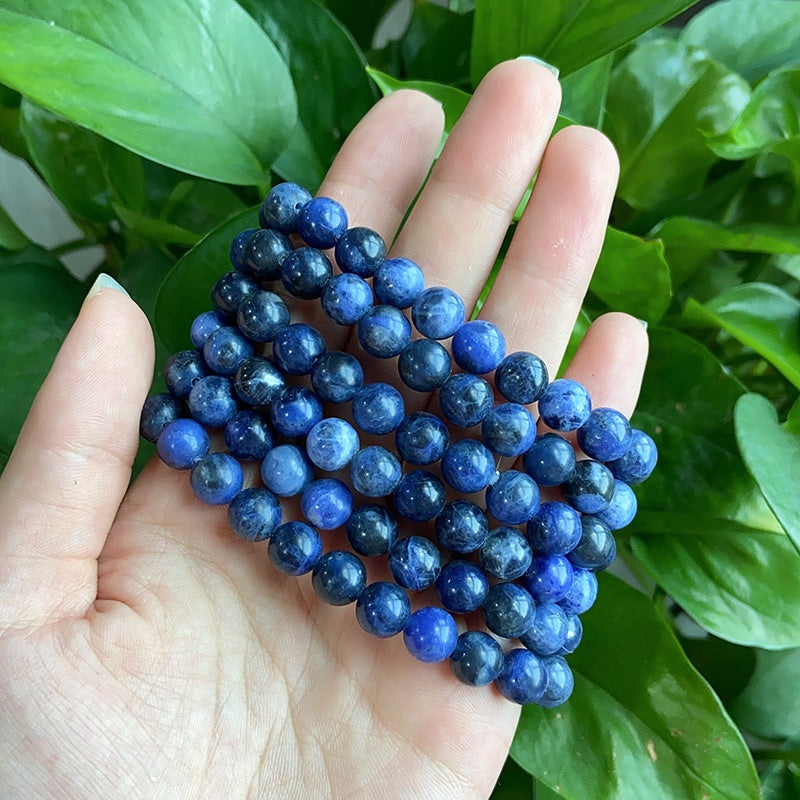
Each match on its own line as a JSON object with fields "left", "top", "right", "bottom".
{"left": 50, "top": 237, "right": 100, "bottom": 256}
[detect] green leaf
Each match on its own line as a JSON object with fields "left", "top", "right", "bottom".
{"left": 787, "top": 397, "right": 800, "bottom": 435}
{"left": 559, "top": 53, "right": 613, "bottom": 129}
{"left": 114, "top": 205, "right": 201, "bottom": 247}
{"left": 0, "top": 80, "right": 25, "bottom": 158}
{"left": 160, "top": 181, "right": 246, "bottom": 236}
{"left": 680, "top": 635, "right": 756, "bottom": 707}
{"left": 324, "top": 0, "right": 396, "bottom": 51}
{"left": 762, "top": 763, "right": 800, "bottom": 800}
{"left": 470, "top": 0, "right": 697, "bottom": 84}
{"left": 558, "top": 309, "right": 592, "bottom": 376}
{"left": 0, "top": 196, "right": 27, "bottom": 250}
{"left": 512, "top": 574, "right": 759, "bottom": 800}
{"left": 490, "top": 758, "right": 535, "bottom": 800}
{"left": 605, "top": 40, "right": 750, "bottom": 211}
{"left": 0, "top": 0, "right": 296, "bottom": 185}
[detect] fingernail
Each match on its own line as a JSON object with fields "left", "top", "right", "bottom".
{"left": 87, "top": 272, "right": 129, "bottom": 299}
{"left": 516, "top": 55, "right": 560, "bottom": 78}
{"left": 637, "top": 318, "right": 649, "bottom": 331}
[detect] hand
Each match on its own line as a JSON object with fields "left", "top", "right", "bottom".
{"left": 0, "top": 60, "right": 647, "bottom": 800}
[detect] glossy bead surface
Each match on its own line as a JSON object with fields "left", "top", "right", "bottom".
{"left": 519, "top": 603, "right": 569, "bottom": 657}
{"left": 608, "top": 429, "right": 658, "bottom": 485}
{"left": 281, "top": 247, "right": 333, "bottom": 299}
{"left": 523, "top": 555, "right": 575, "bottom": 604}
{"left": 485, "top": 470, "right": 540, "bottom": 525}
{"left": 452, "top": 320, "right": 506, "bottom": 374}
{"left": 577, "top": 407, "right": 632, "bottom": 462}
{"left": 403, "top": 607, "right": 458, "bottom": 663}
{"left": 298, "top": 196, "right": 348, "bottom": 248}
{"left": 526, "top": 501, "right": 583, "bottom": 556}
{"left": 350, "top": 446, "right": 402, "bottom": 498}
{"left": 538, "top": 378, "right": 591, "bottom": 431}
{"left": 441, "top": 439, "right": 497, "bottom": 494}
{"left": 334, "top": 226, "right": 386, "bottom": 277}
{"left": 482, "top": 583, "right": 536, "bottom": 639}
{"left": 234, "top": 356, "right": 286, "bottom": 407}
{"left": 242, "top": 228, "right": 292, "bottom": 281}
{"left": 495, "top": 351, "right": 548, "bottom": 404}
{"left": 261, "top": 444, "right": 314, "bottom": 497}
{"left": 203, "top": 326, "right": 254, "bottom": 376}
{"left": 389, "top": 536, "right": 442, "bottom": 590}
{"left": 356, "top": 581, "right": 410, "bottom": 638}
{"left": 537, "top": 656, "right": 574, "bottom": 708}
{"left": 224, "top": 409, "right": 274, "bottom": 460}
{"left": 301, "top": 478, "right": 353, "bottom": 530}
{"left": 346, "top": 505, "right": 398, "bottom": 557}
{"left": 237, "top": 290, "right": 290, "bottom": 343}
{"left": 190, "top": 453, "right": 243, "bottom": 505}
{"left": 310, "top": 351, "right": 364, "bottom": 403}
{"left": 482, "top": 403, "right": 537, "bottom": 458}
{"left": 435, "top": 499, "right": 489, "bottom": 553}
{"left": 479, "top": 527, "right": 533, "bottom": 581}
{"left": 163, "top": 350, "right": 208, "bottom": 399}
{"left": 495, "top": 649, "right": 546, "bottom": 705}
{"left": 190, "top": 310, "right": 228, "bottom": 350}
{"left": 569, "top": 514, "right": 616, "bottom": 571}
{"left": 268, "top": 521, "right": 322, "bottom": 575}
{"left": 450, "top": 631, "right": 504, "bottom": 686}
{"left": 595, "top": 479, "right": 637, "bottom": 531}
{"left": 229, "top": 227, "right": 257, "bottom": 271}
{"left": 435, "top": 560, "right": 489, "bottom": 613}
{"left": 306, "top": 417, "right": 360, "bottom": 471}
{"left": 395, "top": 411, "right": 450, "bottom": 466}
{"left": 269, "top": 386, "right": 323, "bottom": 438}
{"left": 373, "top": 257, "right": 425, "bottom": 308}
{"left": 398, "top": 339, "right": 451, "bottom": 392}
{"left": 352, "top": 382, "right": 405, "bottom": 435}
{"left": 357, "top": 305, "right": 412, "bottom": 358}
{"left": 312, "top": 550, "right": 366, "bottom": 606}
{"left": 188, "top": 375, "right": 238, "bottom": 427}
{"left": 558, "top": 614, "right": 583, "bottom": 655}
{"left": 157, "top": 418, "right": 209, "bottom": 469}
{"left": 522, "top": 432, "right": 576, "bottom": 486}
{"left": 227, "top": 487, "right": 281, "bottom": 542}
{"left": 259, "top": 182, "right": 312, "bottom": 232}
{"left": 321, "top": 273, "right": 373, "bottom": 326}
{"left": 411, "top": 287, "right": 465, "bottom": 339}
{"left": 562, "top": 459, "right": 616, "bottom": 514}
{"left": 392, "top": 470, "right": 446, "bottom": 521}
{"left": 438, "top": 373, "right": 493, "bottom": 428}
{"left": 212, "top": 270, "right": 257, "bottom": 314}
{"left": 140, "top": 393, "right": 185, "bottom": 443}
{"left": 272, "top": 323, "right": 326, "bottom": 375}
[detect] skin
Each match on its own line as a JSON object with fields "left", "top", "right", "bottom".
{"left": 0, "top": 60, "right": 648, "bottom": 800}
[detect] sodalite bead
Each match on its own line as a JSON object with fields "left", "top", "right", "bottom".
{"left": 301, "top": 478, "right": 353, "bottom": 530}
{"left": 190, "top": 453, "right": 243, "bottom": 505}
{"left": 352, "top": 383, "right": 405, "bottom": 435}
{"left": 441, "top": 439, "right": 497, "bottom": 494}
{"left": 335, "top": 226, "right": 386, "bottom": 277}
{"left": 395, "top": 411, "right": 450, "bottom": 466}
{"left": 403, "top": 607, "right": 458, "bottom": 663}
{"left": 261, "top": 444, "right": 313, "bottom": 497}
{"left": 312, "top": 550, "right": 367, "bottom": 606}
{"left": 435, "top": 500, "right": 489, "bottom": 553}
{"left": 259, "top": 182, "right": 312, "bottom": 233}
{"left": 495, "top": 649, "right": 546, "bottom": 705}
{"left": 298, "top": 197, "right": 348, "bottom": 249}
{"left": 357, "top": 305, "right": 412, "bottom": 358}
{"left": 224, "top": 409, "right": 274, "bottom": 460}
{"left": 608, "top": 429, "right": 658, "bottom": 485}
{"left": 190, "top": 310, "right": 228, "bottom": 350}
{"left": 269, "top": 386, "right": 323, "bottom": 438}
{"left": 519, "top": 603, "right": 569, "bottom": 657}
{"left": 538, "top": 378, "right": 591, "bottom": 431}
{"left": 411, "top": 287, "right": 465, "bottom": 340}
{"left": 321, "top": 273, "right": 373, "bottom": 326}
{"left": 450, "top": 631, "right": 504, "bottom": 686}
{"left": 482, "top": 403, "right": 537, "bottom": 457}
{"left": 389, "top": 535, "right": 442, "bottom": 590}
{"left": 281, "top": 247, "right": 333, "bottom": 299}
{"left": 306, "top": 418, "right": 360, "bottom": 471}
{"left": 157, "top": 418, "right": 209, "bottom": 469}
{"left": 203, "top": 326, "right": 254, "bottom": 376}
{"left": 495, "top": 351, "right": 548, "bottom": 404}
{"left": 570, "top": 515, "right": 616, "bottom": 571}
{"left": 243, "top": 228, "right": 292, "bottom": 281}
{"left": 522, "top": 432, "right": 576, "bottom": 486}
{"left": 188, "top": 375, "right": 239, "bottom": 427}
{"left": 558, "top": 614, "right": 583, "bottom": 655}
{"left": 563, "top": 460, "right": 616, "bottom": 514}
{"left": 373, "top": 257, "right": 425, "bottom": 308}
{"left": 482, "top": 583, "right": 536, "bottom": 639}
{"left": 479, "top": 527, "right": 533, "bottom": 581}
{"left": 398, "top": 339, "right": 452, "bottom": 392}
{"left": 272, "top": 324, "right": 326, "bottom": 375}
{"left": 356, "top": 581, "right": 410, "bottom": 638}
{"left": 234, "top": 356, "right": 286, "bottom": 407}
{"left": 229, "top": 228, "right": 257, "bottom": 271}
{"left": 346, "top": 505, "right": 398, "bottom": 557}
{"left": 311, "top": 351, "right": 364, "bottom": 403}
{"left": 140, "top": 393, "right": 185, "bottom": 443}
{"left": 577, "top": 407, "right": 632, "bottom": 461}
{"left": 268, "top": 521, "right": 322, "bottom": 575}
{"left": 485, "top": 470, "right": 540, "bottom": 525}
{"left": 596, "top": 479, "right": 637, "bottom": 531}
{"left": 523, "top": 555, "right": 574, "bottom": 604}
{"left": 393, "top": 470, "right": 446, "bottom": 521}
{"left": 349, "top": 446, "right": 402, "bottom": 498}
{"left": 452, "top": 320, "right": 506, "bottom": 374}
{"left": 538, "top": 656, "right": 574, "bottom": 708}
{"left": 435, "top": 560, "right": 489, "bottom": 613}
{"left": 212, "top": 270, "right": 258, "bottom": 314}
{"left": 237, "top": 291, "right": 290, "bottom": 343}
{"left": 438, "top": 373, "right": 494, "bottom": 428}
{"left": 227, "top": 487, "right": 282, "bottom": 542}
{"left": 559, "top": 568, "right": 598, "bottom": 615}
{"left": 526, "top": 501, "right": 583, "bottom": 556}
{"left": 164, "top": 350, "right": 208, "bottom": 398}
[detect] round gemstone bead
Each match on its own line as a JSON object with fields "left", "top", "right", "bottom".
{"left": 227, "top": 487, "right": 282, "bottom": 542}
{"left": 306, "top": 418, "right": 360, "bottom": 471}
{"left": 281, "top": 247, "right": 333, "bottom": 299}
{"left": 190, "top": 453, "right": 243, "bottom": 505}
{"left": 522, "top": 432, "right": 576, "bottom": 486}
{"left": 569, "top": 515, "right": 616, "bottom": 571}
{"left": 519, "top": 603, "right": 569, "bottom": 657}
{"left": 312, "top": 550, "right": 367, "bottom": 606}
{"left": 261, "top": 444, "right": 314, "bottom": 497}
{"left": 190, "top": 310, "right": 228, "bottom": 350}
{"left": 479, "top": 527, "right": 533, "bottom": 581}
{"left": 577, "top": 407, "right": 632, "bottom": 462}
{"left": 452, "top": 320, "right": 506, "bottom": 374}
{"left": 350, "top": 445, "right": 402, "bottom": 498}
{"left": 335, "top": 226, "right": 386, "bottom": 277}
{"left": 310, "top": 351, "right": 364, "bottom": 403}
{"left": 558, "top": 614, "right": 583, "bottom": 655}
{"left": 203, "top": 326, "right": 254, "bottom": 376}
{"left": 558, "top": 568, "right": 598, "bottom": 615}
{"left": 403, "top": 607, "right": 458, "bottom": 663}
{"left": 352, "top": 382, "right": 405, "bottom": 435}
{"left": 272, "top": 323, "right": 326, "bottom": 375}
{"left": 269, "top": 386, "right": 323, "bottom": 438}
{"left": 495, "top": 351, "right": 548, "bottom": 404}
{"left": 395, "top": 411, "right": 450, "bottom": 466}
{"left": 495, "top": 649, "right": 546, "bottom": 705}
{"left": 157, "top": 418, "right": 209, "bottom": 469}
{"left": 392, "top": 470, "right": 446, "bottom": 521}
{"left": 481, "top": 403, "right": 537, "bottom": 457}
{"left": 389, "top": 536, "right": 442, "bottom": 590}
{"left": 356, "top": 581, "right": 411, "bottom": 638}
{"left": 398, "top": 339, "right": 452, "bottom": 392}
{"left": 482, "top": 583, "right": 536, "bottom": 639}
{"left": 229, "top": 227, "right": 257, "bottom": 271}
{"left": 259, "top": 182, "right": 312, "bottom": 233}
{"left": 537, "top": 655, "right": 574, "bottom": 708}
{"left": 268, "top": 521, "right": 322, "bottom": 575}
{"left": 321, "top": 273, "right": 373, "bottom": 326}
{"left": 435, "top": 499, "right": 489, "bottom": 553}
{"left": 438, "top": 373, "right": 493, "bottom": 428}
{"left": 595, "top": 479, "right": 637, "bottom": 531}
{"left": 140, "top": 393, "right": 185, "bottom": 443}
{"left": 441, "top": 439, "right": 497, "bottom": 494}
{"left": 346, "top": 505, "right": 398, "bottom": 557}
{"left": 357, "top": 305, "right": 412, "bottom": 358}
{"left": 163, "top": 350, "right": 208, "bottom": 399}
{"left": 373, "top": 257, "right": 425, "bottom": 308}
{"left": 450, "top": 631, "right": 504, "bottom": 686}
{"left": 301, "top": 478, "right": 353, "bottom": 530}
{"left": 224, "top": 409, "right": 274, "bottom": 460}
{"left": 485, "top": 470, "right": 540, "bottom": 525}
{"left": 526, "top": 501, "right": 583, "bottom": 556}
{"left": 538, "top": 378, "right": 592, "bottom": 431}
{"left": 562, "top": 460, "right": 616, "bottom": 514}
{"left": 188, "top": 375, "right": 238, "bottom": 427}
{"left": 237, "top": 290, "right": 290, "bottom": 343}
{"left": 523, "top": 555, "right": 575, "bottom": 604}
{"left": 435, "top": 560, "right": 489, "bottom": 613}
{"left": 608, "top": 429, "right": 658, "bottom": 485}
{"left": 233, "top": 356, "right": 286, "bottom": 407}
{"left": 298, "top": 197, "right": 348, "bottom": 248}
{"left": 212, "top": 270, "right": 258, "bottom": 314}
{"left": 242, "top": 228, "right": 292, "bottom": 281}
{"left": 411, "top": 287, "right": 465, "bottom": 340}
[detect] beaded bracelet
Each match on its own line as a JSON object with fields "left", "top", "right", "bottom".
{"left": 140, "top": 182, "right": 658, "bottom": 708}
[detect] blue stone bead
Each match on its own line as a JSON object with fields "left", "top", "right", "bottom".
{"left": 403, "top": 607, "right": 458, "bottom": 663}
{"left": 398, "top": 339, "right": 452, "bottom": 392}
{"left": 261, "top": 444, "right": 314, "bottom": 497}
{"left": 335, "top": 226, "right": 386, "bottom": 277}
{"left": 350, "top": 446, "right": 402, "bottom": 498}
{"left": 233, "top": 356, "right": 286, "bottom": 407}
{"left": 212, "top": 270, "right": 258, "bottom": 314}
{"left": 522, "top": 432, "right": 576, "bottom": 486}
{"left": 395, "top": 411, "right": 450, "bottom": 466}
{"left": 269, "top": 386, "right": 322, "bottom": 438}
{"left": 357, "top": 305, "right": 412, "bottom": 358}
{"left": 346, "top": 505, "right": 398, "bottom": 557}
{"left": 190, "top": 310, "right": 228, "bottom": 350}
{"left": 595, "top": 479, "right": 637, "bottom": 531}
{"left": 356, "top": 581, "right": 410, "bottom": 638}
{"left": 163, "top": 350, "right": 208, "bottom": 399}
{"left": 140, "top": 393, "right": 185, "bottom": 443}
{"left": 224, "top": 409, "right": 274, "bottom": 460}
{"left": 281, "top": 247, "right": 333, "bottom": 299}
{"left": 352, "top": 382, "right": 405, "bottom": 435}
{"left": 558, "top": 613, "right": 583, "bottom": 655}
{"left": 562, "top": 459, "right": 615, "bottom": 514}
{"left": 310, "top": 351, "right": 364, "bottom": 403}
{"left": 268, "top": 521, "right": 322, "bottom": 576}
{"left": 389, "top": 535, "right": 442, "bottom": 590}
{"left": 435, "top": 560, "right": 489, "bottom": 613}
{"left": 321, "top": 273, "right": 373, "bottom": 326}
{"left": 485, "top": 470, "right": 540, "bottom": 525}
{"left": 392, "top": 470, "right": 446, "bottom": 522}
{"left": 188, "top": 375, "right": 239, "bottom": 427}
{"left": 242, "top": 228, "right": 293, "bottom": 281}
{"left": 452, "top": 320, "right": 506, "bottom": 374}
{"left": 495, "top": 649, "right": 546, "bottom": 705}
{"left": 519, "top": 603, "right": 569, "bottom": 657}
{"left": 435, "top": 499, "right": 489, "bottom": 553}
{"left": 441, "top": 439, "right": 497, "bottom": 494}
{"left": 411, "top": 287, "right": 465, "bottom": 339}
{"left": 259, "top": 182, "right": 312, "bottom": 233}
{"left": 569, "top": 515, "right": 616, "bottom": 571}
{"left": 229, "top": 228, "right": 258, "bottom": 271}
{"left": 450, "top": 631, "right": 504, "bottom": 687}
{"left": 373, "top": 257, "right": 425, "bottom": 308}
{"left": 481, "top": 403, "right": 537, "bottom": 458}
{"left": 538, "top": 378, "right": 592, "bottom": 432}
{"left": 537, "top": 655, "right": 574, "bottom": 708}
{"left": 157, "top": 418, "right": 209, "bottom": 469}
{"left": 312, "top": 550, "right": 366, "bottom": 605}
{"left": 237, "top": 290, "right": 290, "bottom": 343}
{"left": 607, "top": 429, "right": 658, "bottom": 485}
{"left": 203, "top": 326, "right": 254, "bottom": 376}
{"left": 298, "top": 197, "right": 348, "bottom": 248}
{"left": 272, "top": 323, "right": 326, "bottom": 375}
{"left": 227, "top": 487, "right": 281, "bottom": 542}
{"left": 577, "top": 407, "right": 632, "bottom": 462}
{"left": 495, "top": 351, "right": 549, "bottom": 404}
{"left": 306, "top": 417, "right": 360, "bottom": 471}
{"left": 190, "top": 453, "right": 243, "bottom": 505}
{"left": 482, "top": 583, "right": 536, "bottom": 639}
{"left": 523, "top": 555, "right": 575, "bottom": 604}
{"left": 526, "top": 501, "right": 583, "bottom": 556}
{"left": 438, "top": 373, "right": 494, "bottom": 428}
{"left": 301, "top": 478, "right": 353, "bottom": 530}
{"left": 479, "top": 527, "right": 533, "bottom": 581}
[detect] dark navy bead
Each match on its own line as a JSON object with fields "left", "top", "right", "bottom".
{"left": 482, "top": 583, "right": 536, "bottom": 639}
{"left": 522, "top": 432, "right": 576, "bottom": 486}
{"left": 190, "top": 310, "right": 228, "bottom": 350}
{"left": 558, "top": 614, "right": 583, "bottom": 655}
{"left": 479, "top": 527, "right": 533, "bottom": 581}
{"left": 435, "top": 499, "right": 489, "bottom": 553}
{"left": 526, "top": 501, "right": 583, "bottom": 556}
{"left": 395, "top": 411, "right": 450, "bottom": 466}
{"left": 357, "top": 305, "right": 412, "bottom": 358}
{"left": 438, "top": 373, "right": 494, "bottom": 428}
{"left": 485, "top": 470, "right": 540, "bottom": 525}
{"left": 280, "top": 247, "right": 333, "bottom": 299}
{"left": 242, "top": 228, "right": 292, "bottom": 281}
{"left": 435, "top": 560, "right": 489, "bottom": 613}
{"left": 272, "top": 323, "right": 326, "bottom": 375}
{"left": 519, "top": 603, "right": 569, "bottom": 657}
{"left": 188, "top": 375, "right": 238, "bottom": 427}
{"left": 441, "top": 439, "right": 497, "bottom": 494}
{"left": 310, "top": 351, "right": 364, "bottom": 403}
{"left": 227, "top": 487, "right": 281, "bottom": 542}
{"left": 268, "top": 521, "right": 322, "bottom": 575}
{"left": 224, "top": 409, "right": 274, "bottom": 460}
{"left": 298, "top": 197, "right": 348, "bottom": 248}
{"left": 259, "top": 182, "right": 312, "bottom": 233}
{"left": 495, "top": 649, "right": 546, "bottom": 705}
{"left": 569, "top": 515, "right": 616, "bottom": 571}
{"left": 203, "top": 326, "right": 254, "bottom": 376}
{"left": 392, "top": 470, "right": 446, "bottom": 521}
{"left": 577, "top": 407, "right": 632, "bottom": 462}
{"left": 335, "top": 226, "right": 386, "bottom": 277}
{"left": 312, "top": 550, "right": 366, "bottom": 606}
{"left": 157, "top": 418, "right": 209, "bottom": 469}
{"left": 495, "top": 351, "right": 548, "bottom": 404}
{"left": 301, "top": 478, "right": 353, "bottom": 530}
{"left": 321, "top": 273, "right": 373, "bottom": 326}
{"left": 237, "top": 291, "right": 290, "bottom": 343}
{"left": 595, "top": 479, "right": 637, "bottom": 531}
{"left": 389, "top": 536, "right": 442, "bottom": 590}
{"left": 523, "top": 555, "right": 574, "bottom": 604}
{"left": 350, "top": 446, "right": 402, "bottom": 498}
{"left": 608, "top": 429, "right": 658, "bottom": 485}
{"left": 356, "top": 581, "right": 410, "bottom": 638}
{"left": 537, "top": 656, "right": 574, "bottom": 708}
{"left": 261, "top": 443, "right": 313, "bottom": 497}
{"left": 352, "top": 382, "right": 405, "bottom": 435}
{"left": 450, "top": 631, "right": 504, "bottom": 686}
{"left": 163, "top": 350, "right": 208, "bottom": 399}
{"left": 481, "top": 403, "right": 537, "bottom": 458}
{"left": 398, "top": 339, "right": 451, "bottom": 392}
{"left": 229, "top": 228, "right": 257, "bottom": 271}
{"left": 538, "top": 378, "right": 591, "bottom": 431}
{"left": 411, "top": 287, "right": 465, "bottom": 339}
{"left": 559, "top": 567, "right": 599, "bottom": 617}
{"left": 140, "top": 393, "right": 185, "bottom": 443}
{"left": 562, "top": 459, "right": 615, "bottom": 514}
{"left": 234, "top": 356, "right": 286, "bottom": 407}
{"left": 306, "top": 418, "right": 360, "bottom": 471}
{"left": 269, "top": 386, "right": 322, "bottom": 438}
{"left": 212, "top": 270, "right": 258, "bottom": 314}
{"left": 452, "top": 320, "right": 506, "bottom": 374}
{"left": 346, "top": 505, "right": 398, "bottom": 557}
{"left": 373, "top": 257, "right": 425, "bottom": 308}
{"left": 190, "top": 453, "right": 243, "bottom": 505}
{"left": 403, "top": 607, "right": 458, "bottom": 663}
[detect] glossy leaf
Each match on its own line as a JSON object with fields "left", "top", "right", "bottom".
{"left": 402, "top": 3, "right": 472, "bottom": 87}
{"left": 558, "top": 309, "right": 591, "bottom": 376}
{"left": 512, "top": 574, "right": 759, "bottom": 800}
{"left": 0, "top": 80, "right": 24, "bottom": 158}
{"left": 114, "top": 205, "right": 201, "bottom": 248}
{"left": 680, "top": 635, "right": 757, "bottom": 707}
{"left": 0, "top": 0, "right": 296, "bottom": 185}
{"left": 559, "top": 54, "right": 613, "bottom": 130}
{"left": 787, "top": 397, "right": 800, "bottom": 435}
{"left": 324, "top": 0, "right": 396, "bottom": 51}
{"left": 160, "top": 181, "right": 246, "bottom": 237}
{"left": 762, "top": 764, "right": 800, "bottom": 800}
{"left": 0, "top": 197, "right": 27, "bottom": 250}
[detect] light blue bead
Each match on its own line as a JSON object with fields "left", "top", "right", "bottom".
{"left": 577, "top": 407, "right": 632, "bottom": 461}
{"left": 451, "top": 320, "right": 506, "bottom": 374}
{"left": 157, "top": 418, "right": 209, "bottom": 469}
{"left": 261, "top": 443, "right": 313, "bottom": 497}
{"left": 538, "top": 378, "right": 592, "bottom": 432}
{"left": 306, "top": 418, "right": 360, "bottom": 471}
{"left": 595, "top": 479, "right": 638, "bottom": 531}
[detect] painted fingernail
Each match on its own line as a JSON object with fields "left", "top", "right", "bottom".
{"left": 515, "top": 55, "right": 560, "bottom": 78}
{"left": 87, "top": 272, "right": 129, "bottom": 298}
{"left": 636, "top": 318, "right": 649, "bottom": 331}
